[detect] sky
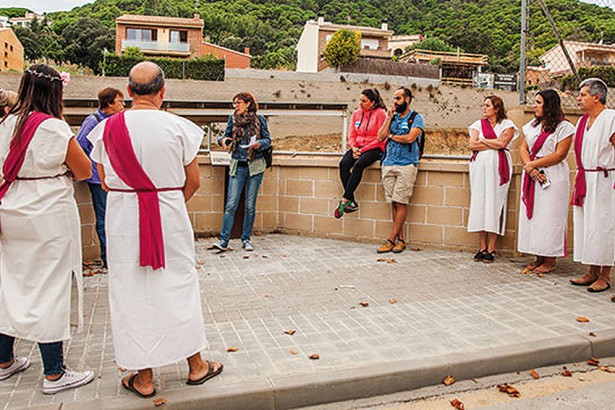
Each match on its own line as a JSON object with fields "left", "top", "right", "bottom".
{"left": 0, "top": 0, "right": 612, "bottom": 14}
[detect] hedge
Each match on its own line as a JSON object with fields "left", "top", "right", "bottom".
{"left": 561, "top": 66, "right": 615, "bottom": 90}
{"left": 102, "top": 54, "right": 225, "bottom": 81}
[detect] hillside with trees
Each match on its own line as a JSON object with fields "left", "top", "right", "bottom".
{"left": 2, "top": 0, "right": 615, "bottom": 74}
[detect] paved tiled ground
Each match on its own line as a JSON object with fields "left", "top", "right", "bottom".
{"left": 1, "top": 234, "right": 614, "bottom": 409}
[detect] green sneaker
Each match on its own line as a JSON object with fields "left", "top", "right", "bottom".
{"left": 344, "top": 200, "right": 359, "bottom": 213}
{"left": 334, "top": 200, "right": 345, "bottom": 219}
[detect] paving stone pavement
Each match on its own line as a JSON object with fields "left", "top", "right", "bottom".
{"left": 1, "top": 234, "right": 615, "bottom": 409}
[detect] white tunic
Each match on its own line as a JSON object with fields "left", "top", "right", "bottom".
{"left": 468, "top": 119, "right": 519, "bottom": 235}
{"left": 0, "top": 115, "right": 83, "bottom": 343}
{"left": 572, "top": 109, "right": 615, "bottom": 266}
{"left": 518, "top": 120, "right": 574, "bottom": 257}
{"left": 89, "top": 110, "right": 205, "bottom": 369}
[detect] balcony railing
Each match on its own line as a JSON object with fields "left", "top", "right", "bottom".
{"left": 122, "top": 39, "right": 190, "bottom": 53}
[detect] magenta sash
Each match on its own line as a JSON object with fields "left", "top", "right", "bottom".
{"left": 521, "top": 130, "right": 551, "bottom": 219}
{"left": 0, "top": 112, "right": 53, "bottom": 202}
{"left": 103, "top": 111, "right": 166, "bottom": 270}
{"left": 470, "top": 119, "right": 510, "bottom": 185}
{"left": 571, "top": 115, "right": 589, "bottom": 207}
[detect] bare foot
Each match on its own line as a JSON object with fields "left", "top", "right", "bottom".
{"left": 534, "top": 264, "right": 556, "bottom": 274}
{"left": 588, "top": 278, "right": 611, "bottom": 293}
{"left": 188, "top": 359, "right": 223, "bottom": 383}
{"left": 122, "top": 373, "right": 155, "bottom": 397}
{"left": 570, "top": 273, "right": 597, "bottom": 286}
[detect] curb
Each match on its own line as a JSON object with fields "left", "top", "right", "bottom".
{"left": 50, "top": 329, "right": 615, "bottom": 409}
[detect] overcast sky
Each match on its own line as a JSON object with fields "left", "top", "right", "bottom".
{"left": 0, "top": 0, "right": 612, "bottom": 14}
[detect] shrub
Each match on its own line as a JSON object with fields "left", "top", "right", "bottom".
{"left": 101, "top": 54, "right": 225, "bottom": 81}
{"left": 561, "top": 66, "right": 615, "bottom": 90}
{"left": 323, "top": 29, "right": 361, "bottom": 69}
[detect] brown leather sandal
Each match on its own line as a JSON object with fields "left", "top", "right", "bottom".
{"left": 570, "top": 273, "right": 597, "bottom": 286}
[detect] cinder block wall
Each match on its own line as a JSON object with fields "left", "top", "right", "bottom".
{"left": 77, "top": 106, "right": 583, "bottom": 261}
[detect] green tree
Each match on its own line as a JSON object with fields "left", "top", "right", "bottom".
{"left": 60, "top": 17, "right": 114, "bottom": 74}
{"left": 323, "top": 28, "right": 361, "bottom": 69}
{"left": 122, "top": 46, "right": 144, "bottom": 59}
{"left": 406, "top": 37, "right": 456, "bottom": 53}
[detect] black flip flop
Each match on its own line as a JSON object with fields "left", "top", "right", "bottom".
{"left": 122, "top": 373, "right": 156, "bottom": 398}
{"left": 186, "top": 360, "right": 223, "bottom": 385}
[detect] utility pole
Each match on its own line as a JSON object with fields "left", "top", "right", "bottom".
{"left": 519, "top": 0, "right": 527, "bottom": 104}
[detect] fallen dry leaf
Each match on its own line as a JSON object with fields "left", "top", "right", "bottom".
{"left": 599, "top": 366, "right": 615, "bottom": 373}
{"left": 284, "top": 330, "right": 296, "bottom": 335}
{"left": 410, "top": 247, "right": 422, "bottom": 252}
{"left": 153, "top": 398, "right": 167, "bottom": 407}
{"left": 376, "top": 258, "right": 397, "bottom": 264}
{"left": 589, "top": 332, "right": 597, "bottom": 337}
{"left": 264, "top": 294, "right": 273, "bottom": 298}
{"left": 289, "top": 349, "right": 299, "bottom": 355}
{"left": 308, "top": 354, "right": 320, "bottom": 360}
{"left": 118, "top": 367, "right": 126, "bottom": 372}
{"left": 449, "top": 398, "right": 465, "bottom": 410}
{"left": 530, "top": 369, "right": 540, "bottom": 379}
{"left": 536, "top": 272, "right": 544, "bottom": 278}
{"left": 443, "top": 375, "right": 455, "bottom": 386}
{"left": 226, "top": 347, "right": 238, "bottom": 352}
{"left": 243, "top": 255, "right": 250, "bottom": 259}
{"left": 562, "top": 369, "right": 573, "bottom": 377}
{"left": 389, "top": 299, "right": 398, "bottom": 304}
{"left": 359, "top": 301, "right": 369, "bottom": 307}
{"left": 588, "top": 357, "right": 600, "bottom": 366}
{"left": 497, "top": 383, "right": 521, "bottom": 397}
{"left": 197, "top": 260, "right": 205, "bottom": 265}
{"left": 576, "top": 316, "right": 590, "bottom": 323}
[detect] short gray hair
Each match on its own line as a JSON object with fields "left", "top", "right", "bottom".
{"left": 128, "top": 62, "right": 165, "bottom": 96}
{"left": 579, "top": 77, "right": 608, "bottom": 104}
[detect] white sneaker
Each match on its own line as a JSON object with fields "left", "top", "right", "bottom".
{"left": 42, "top": 367, "right": 95, "bottom": 394}
{"left": 0, "top": 356, "right": 30, "bottom": 381}
{"left": 242, "top": 240, "right": 254, "bottom": 252}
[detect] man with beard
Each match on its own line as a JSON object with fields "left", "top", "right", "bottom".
{"left": 376, "top": 87, "right": 424, "bottom": 254}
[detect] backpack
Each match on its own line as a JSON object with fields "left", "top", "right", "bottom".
{"left": 407, "top": 111, "right": 425, "bottom": 159}
{"left": 263, "top": 145, "right": 273, "bottom": 168}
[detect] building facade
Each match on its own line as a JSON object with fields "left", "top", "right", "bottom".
{"left": 0, "top": 28, "right": 24, "bottom": 72}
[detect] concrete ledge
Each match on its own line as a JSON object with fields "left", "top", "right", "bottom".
{"left": 52, "top": 331, "right": 614, "bottom": 410}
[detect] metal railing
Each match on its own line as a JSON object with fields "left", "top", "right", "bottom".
{"left": 121, "top": 39, "right": 190, "bottom": 53}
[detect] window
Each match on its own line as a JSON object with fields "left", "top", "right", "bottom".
{"left": 4, "top": 61, "right": 7, "bottom": 68}
{"left": 126, "top": 28, "right": 157, "bottom": 42}
{"left": 169, "top": 30, "right": 188, "bottom": 43}
{"left": 4, "top": 42, "right": 7, "bottom": 49}
{"left": 9, "top": 45, "right": 13, "bottom": 52}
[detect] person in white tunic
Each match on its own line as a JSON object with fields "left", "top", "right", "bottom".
{"left": 518, "top": 90, "right": 574, "bottom": 274}
{"left": 468, "top": 95, "right": 519, "bottom": 263}
{"left": 568, "top": 78, "right": 615, "bottom": 295}
{"left": 88, "top": 62, "right": 222, "bottom": 398}
{"left": 0, "top": 64, "right": 95, "bottom": 394}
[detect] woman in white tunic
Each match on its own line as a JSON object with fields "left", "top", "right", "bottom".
{"left": 0, "top": 64, "right": 94, "bottom": 394}
{"left": 518, "top": 90, "right": 574, "bottom": 274}
{"left": 468, "top": 95, "right": 519, "bottom": 263}
{"left": 88, "top": 62, "right": 222, "bottom": 398}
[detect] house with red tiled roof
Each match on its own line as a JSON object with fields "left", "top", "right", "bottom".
{"left": 115, "top": 13, "right": 251, "bottom": 68}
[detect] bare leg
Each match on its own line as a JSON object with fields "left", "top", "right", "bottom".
{"left": 388, "top": 202, "right": 407, "bottom": 243}
{"left": 476, "top": 231, "right": 487, "bottom": 252}
{"left": 486, "top": 233, "right": 498, "bottom": 253}
{"left": 524, "top": 256, "right": 545, "bottom": 272}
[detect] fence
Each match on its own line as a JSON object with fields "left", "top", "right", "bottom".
{"left": 522, "top": 0, "right": 615, "bottom": 108}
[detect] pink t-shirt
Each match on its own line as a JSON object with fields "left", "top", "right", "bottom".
{"left": 348, "top": 107, "right": 387, "bottom": 152}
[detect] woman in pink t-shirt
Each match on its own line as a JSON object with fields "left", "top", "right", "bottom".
{"left": 335, "top": 88, "right": 387, "bottom": 218}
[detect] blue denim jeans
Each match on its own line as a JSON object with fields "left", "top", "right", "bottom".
{"left": 0, "top": 333, "right": 64, "bottom": 376}
{"left": 88, "top": 183, "right": 107, "bottom": 265}
{"left": 220, "top": 166, "right": 264, "bottom": 243}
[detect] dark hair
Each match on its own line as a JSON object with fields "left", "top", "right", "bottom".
{"left": 98, "top": 87, "right": 123, "bottom": 109}
{"left": 397, "top": 87, "right": 413, "bottom": 104}
{"left": 233, "top": 92, "right": 258, "bottom": 112}
{"left": 4, "top": 64, "right": 64, "bottom": 144}
{"left": 128, "top": 62, "right": 165, "bottom": 96}
{"left": 532, "top": 89, "right": 564, "bottom": 133}
{"left": 361, "top": 88, "right": 386, "bottom": 109}
{"left": 485, "top": 95, "right": 507, "bottom": 122}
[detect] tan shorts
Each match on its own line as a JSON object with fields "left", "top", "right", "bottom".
{"left": 382, "top": 164, "right": 418, "bottom": 204}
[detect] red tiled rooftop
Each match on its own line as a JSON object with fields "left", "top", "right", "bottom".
{"left": 116, "top": 14, "right": 204, "bottom": 28}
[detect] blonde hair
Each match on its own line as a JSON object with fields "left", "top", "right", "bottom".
{"left": 0, "top": 89, "right": 18, "bottom": 118}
